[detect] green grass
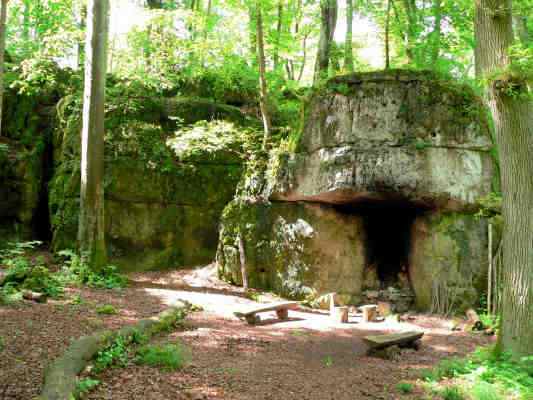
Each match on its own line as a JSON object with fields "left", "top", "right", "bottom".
{"left": 423, "top": 347, "right": 533, "bottom": 400}
{"left": 74, "top": 378, "right": 100, "bottom": 397}
{"left": 441, "top": 385, "right": 465, "bottom": 400}
{"left": 135, "top": 343, "right": 189, "bottom": 371}
{"left": 96, "top": 304, "right": 118, "bottom": 315}
{"left": 396, "top": 381, "right": 414, "bottom": 394}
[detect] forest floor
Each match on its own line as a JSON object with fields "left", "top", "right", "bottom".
{"left": 0, "top": 265, "right": 493, "bottom": 400}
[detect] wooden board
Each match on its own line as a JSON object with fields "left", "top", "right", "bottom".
{"left": 234, "top": 301, "right": 299, "bottom": 319}
{"left": 363, "top": 331, "right": 424, "bottom": 349}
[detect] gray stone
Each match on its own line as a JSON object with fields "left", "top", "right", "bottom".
{"left": 217, "top": 71, "right": 494, "bottom": 312}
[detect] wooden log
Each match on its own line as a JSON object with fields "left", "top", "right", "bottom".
{"left": 22, "top": 290, "right": 48, "bottom": 303}
{"left": 276, "top": 308, "right": 289, "bottom": 320}
{"left": 363, "top": 331, "right": 424, "bottom": 350}
{"left": 377, "top": 301, "right": 392, "bottom": 317}
{"left": 465, "top": 308, "right": 484, "bottom": 331}
{"left": 331, "top": 306, "right": 349, "bottom": 323}
{"left": 234, "top": 301, "right": 299, "bottom": 325}
{"left": 360, "top": 305, "right": 377, "bottom": 322}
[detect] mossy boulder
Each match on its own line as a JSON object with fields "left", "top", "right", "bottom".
{"left": 218, "top": 199, "right": 366, "bottom": 303}
{"left": 50, "top": 96, "right": 257, "bottom": 271}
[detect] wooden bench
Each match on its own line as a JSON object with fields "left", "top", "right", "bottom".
{"left": 234, "top": 301, "right": 299, "bottom": 325}
{"left": 363, "top": 331, "right": 424, "bottom": 351}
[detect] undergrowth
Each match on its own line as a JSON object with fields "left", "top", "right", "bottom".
{"left": 423, "top": 346, "right": 533, "bottom": 400}
{"left": 135, "top": 343, "right": 189, "bottom": 371}
{"left": 0, "top": 242, "right": 127, "bottom": 304}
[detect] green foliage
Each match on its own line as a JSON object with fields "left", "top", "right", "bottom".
{"left": 396, "top": 382, "right": 414, "bottom": 394}
{"left": 57, "top": 250, "right": 127, "bottom": 289}
{"left": 424, "top": 347, "right": 533, "bottom": 400}
{"left": 74, "top": 378, "right": 100, "bottom": 398}
{"left": 96, "top": 304, "right": 118, "bottom": 315}
{"left": 167, "top": 120, "right": 261, "bottom": 161}
{"left": 93, "top": 335, "right": 129, "bottom": 373}
{"left": 476, "top": 193, "right": 502, "bottom": 218}
{"left": 135, "top": 343, "right": 189, "bottom": 371}
{"left": 0, "top": 336, "right": 4, "bottom": 352}
{"left": 0, "top": 241, "right": 63, "bottom": 298}
{"left": 440, "top": 386, "right": 465, "bottom": 400}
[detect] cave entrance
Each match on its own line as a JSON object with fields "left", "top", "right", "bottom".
{"left": 336, "top": 199, "right": 425, "bottom": 291}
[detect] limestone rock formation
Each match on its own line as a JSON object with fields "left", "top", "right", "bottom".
{"left": 50, "top": 97, "right": 253, "bottom": 270}
{"left": 218, "top": 70, "right": 495, "bottom": 311}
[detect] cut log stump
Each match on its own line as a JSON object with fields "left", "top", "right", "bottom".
{"left": 22, "top": 290, "right": 48, "bottom": 303}
{"left": 331, "top": 306, "right": 349, "bottom": 323}
{"left": 360, "top": 305, "right": 378, "bottom": 322}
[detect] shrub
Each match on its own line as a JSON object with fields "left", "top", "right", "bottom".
{"left": 135, "top": 343, "right": 189, "bottom": 371}
{"left": 93, "top": 335, "right": 129, "bottom": 373}
{"left": 74, "top": 378, "right": 100, "bottom": 398}
{"left": 440, "top": 386, "right": 465, "bottom": 400}
{"left": 57, "top": 250, "right": 127, "bottom": 289}
{"left": 96, "top": 304, "right": 118, "bottom": 315}
{"left": 396, "top": 382, "right": 414, "bottom": 394}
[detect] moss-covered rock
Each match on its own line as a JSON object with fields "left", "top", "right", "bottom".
{"left": 217, "top": 70, "right": 493, "bottom": 312}
{"left": 410, "top": 212, "right": 489, "bottom": 312}
{"left": 50, "top": 96, "right": 257, "bottom": 270}
{"left": 218, "top": 199, "right": 366, "bottom": 302}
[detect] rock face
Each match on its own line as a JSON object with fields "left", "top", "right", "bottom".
{"left": 50, "top": 98, "right": 251, "bottom": 271}
{"left": 218, "top": 71, "right": 495, "bottom": 311}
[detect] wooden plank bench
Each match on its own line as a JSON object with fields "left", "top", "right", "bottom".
{"left": 363, "top": 331, "right": 424, "bottom": 350}
{"left": 234, "top": 301, "right": 299, "bottom": 325}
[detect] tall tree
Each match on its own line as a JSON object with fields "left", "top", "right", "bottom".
{"left": 255, "top": 0, "right": 272, "bottom": 148}
{"left": 314, "top": 0, "right": 338, "bottom": 82}
{"left": 273, "top": 0, "right": 284, "bottom": 70}
{"left": 475, "top": 0, "right": 533, "bottom": 357}
{"left": 430, "top": 0, "right": 442, "bottom": 64}
{"left": 344, "top": 0, "right": 354, "bottom": 72}
{"left": 0, "top": 0, "right": 7, "bottom": 137}
{"left": 79, "top": 0, "right": 109, "bottom": 270}
{"left": 385, "top": 0, "right": 392, "bottom": 69}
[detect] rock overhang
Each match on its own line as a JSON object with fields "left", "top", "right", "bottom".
{"left": 269, "top": 70, "right": 495, "bottom": 212}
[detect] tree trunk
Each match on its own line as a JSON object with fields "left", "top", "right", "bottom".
{"left": 255, "top": 1, "right": 272, "bottom": 149}
{"left": 0, "top": 0, "right": 7, "bottom": 137}
{"left": 314, "top": 0, "right": 338, "bottom": 83}
{"left": 344, "top": 0, "right": 354, "bottom": 72}
{"left": 273, "top": 0, "right": 284, "bottom": 71}
{"left": 385, "top": 0, "right": 392, "bottom": 69}
{"left": 401, "top": 0, "right": 417, "bottom": 64}
{"left": 430, "top": 0, "right": 442, "bottom": 65}
{"left": 238, "top": 235, "right": 248, "bottom": 291}
{"left": 475, "top": 0, "right": 533, "bottom": 358}
{"left": 79, "top": 0, "right": 109, "bottom": 271}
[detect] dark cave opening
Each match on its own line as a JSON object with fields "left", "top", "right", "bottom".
{"left": 336, "top": 199, "right": 427, "bottom": 290}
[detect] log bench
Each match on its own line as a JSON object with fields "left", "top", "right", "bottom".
{"left": 363, "top": 331, "right": 424, "bottom": 354}
{"left": 234, "top": 301, "right": 299, "bottom": 325}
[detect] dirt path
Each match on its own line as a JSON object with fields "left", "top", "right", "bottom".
{"left": 88, "top": 267, "right": 493, "bottom": 400}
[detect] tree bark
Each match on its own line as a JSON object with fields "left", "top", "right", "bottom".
{"left": 79, "top": 0, "right": 109, "bottom": 271}
{"left": 475, "top": 0, "right": 533, "bottom": 358}
{"left": 238, "top": 235, "right": 248, "bottom": 291}
{"left": 401, "top": 0, "right": 417, "bottom": 64}
{"left": 0, "top": 0, "right": 7, "bottom": 137}
{"left": 430, "top": 0, "right": 442, "bottom": 65}
{"left": 273, "top": 0, "right": 284, "bottom": 71}
{"left": 255, "top": 1, "right": 272, "bottom": 149}
{"left": 344, "top": 0, "right": 354, "bottom": 72}
{"left": 314, "top": 0, "right": 338, "bottom": 83}
{"left": 385, "top": 0, "right": 392, "bottom": 69}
